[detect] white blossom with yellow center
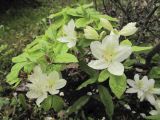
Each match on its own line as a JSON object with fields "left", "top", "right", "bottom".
{"left": 88, "top": 34, "right": 132, "bottom": 76}
{"left": 26, "top": 66, "right": 66, "bottom": 106}
{"left": 126, "top": 74, "right": 160, "bottom": 105}
{"left": 58, "top": 19, "right": 77, "bottom": 48}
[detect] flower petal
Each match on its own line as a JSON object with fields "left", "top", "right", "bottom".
{"left": 26, "top": 90, "right": 41, "bottom": 99}
{"left": 102, "top": 35, "right": 119, "bottom": 50}
{"left": 58, "top": 37, "right": 69, "bottom": 43}
{"left": 141, "top": 76, "right": 148, "bottom": 83}
{"left": 67, "top": 40, "right": 76, "bottom": 48}
{"left": 113, "top": 45, "right": 132, "bottom": 62}
{"left": 126, "top": 88, "right": 138, "bottom": 93}
{"left": 64, "top": 19, "right": 75, "bottom": 34}
{"left": 48, "top": 71, "right": 60, "bottom": 81}
{"left": 90, "top": 41, "right": 103, "bottom": 59}
{"left": 127, "top": 79, "right": 135, "bottom": 87}
{"left": 152, "top": 88, "right": 160, "bottom": 95}
{"left": 36, "top": 92, "right": 48, "bottom": 106}
{"left": 108, "top": 62, "right": 124, "bottom": 75}
{"left": 148, "top": 79, "right": 155, "bottom": 87}
{"left": 55, "top": 79, "right": 67, "bottom": 89}
{"left": 134, "top": 74, "right": 140, "bottom": 82}
{"left": 88, "top": 59, "right": 108, "bottom": 70}
{"left": 149, "top": 110, "right": 158, "bottom": 115}
{"left": 146, "top": 94, "right": 156, "bottom": 105}
{"left": 48, "top": 89, "right": 59, "bottom": 95}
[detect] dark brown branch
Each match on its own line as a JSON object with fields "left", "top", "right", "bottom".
{"left": 102, "top": 0, "right": 107, "bottom": 13}
{"left": 146, "top": 42, "right": 160, "bottom": 66}
{"left": 136, "top": 4, "right": 159, "bottom": 44}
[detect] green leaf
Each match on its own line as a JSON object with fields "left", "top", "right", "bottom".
{"left": 79, "top": 61, "right": 97, "bottom": 76}
{"left": 53, "top": 42, "right": 69, "bottom": 55}
{"left": 0, "top": 97, "right": 10, "bottom": 110}
{"left": 48, "top": 11, "right": 64, "bottom": 19}
{"left": 41, "top": 96, "right": 52, "bottom": 111}
{"left": 12, "top": 53, "right": 28, "bottom": 63}
{"left": 51, "top": 95, "right": 64, "bottom": 112}
{"left": 67, "top": 95, "right": 90, "bottom": 115}
{"left": 54, "top": 53, "right": 78, "bottom": 63}
{"left": 77, "top": 76, "right": 97, "bottom": 90}
{"left": 23, "top": 62, "right": 35, "bottom": 73}
{"left": 27, "top": 51, "right": 44, "bottom": 63}
{"left": 98, "top": 70, "right": 110, "bottom": 82}
{"left": 45, "top": 24, "right": 58, "bottom": 40}
{"left": 18, "top": 94, "right": 27, "bottom": 109}
{"left": 145, "top": 115, "right": 160, "bottom": 120}
{"left": 98, "top": 15, "right": 118, "bottom": 22}
{"left": 109, "top": 74, "right": 127, "bottom": 99}
{"left": 6, "top": 62, "right": 27, "bottom": 86}
{"left": 98, "top": 85, "right": 114, "bottom": 120}
{"left": 75, "top": 18, "right": 93, "bottom": 28}
{"left": 120, "top": 39, "right": 132, "bottom": 46}
{"left": 132, "top": 46, "right": 152, "bottom": 52}
{"left": 41, "top": 95, "right": 64, "bottom": 112}
{"left": 149, "top": 66, "right": 160, "bottom": 79}
{"left": 66, "top": 8, "right": 83, "bottom": 17}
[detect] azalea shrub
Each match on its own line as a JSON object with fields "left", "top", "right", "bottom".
{"left": 6, "top": 3, "right": 160, "bottom": 119}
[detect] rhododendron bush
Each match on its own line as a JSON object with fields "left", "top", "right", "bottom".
{"left": 6, "top": 4, "right": 160, "bottom": 120}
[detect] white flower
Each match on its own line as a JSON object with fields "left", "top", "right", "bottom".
{"left": 26, "top": 66, "right": 48, "bottom": 106}
{"left": 126, "top": 74, "right": 160, "bottom": 105}
{"left": 58, "top": 19, "right": 77, "bottom": 48}
{"left": 84, "top": 26, "right": 99, "bottom": 40}
{"left": 119, "top": 22, "right": 138, "bottom": 36}
{"left": 26, "top": 66, "right": 67, "bottom": 106}
{"left": 88, "top": 34, "right": 132, "bottom": 76}
{"left": 46, "top": 71, "right": 67, "bottom": 95}
{"left": 100, "top": 18, "right": 113, "bottom": 31}
{"left": 150, "top": 100, "right": 160, "bottom": 115}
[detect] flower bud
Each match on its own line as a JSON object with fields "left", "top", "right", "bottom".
{"left": 84, "top": 26, "right": 99, "bottom": 40}
{"left": 119, "top": 22, "right": 138, "bottom": 36}
{"left": 100, "top": 18, "right": 113, "bottom": 31}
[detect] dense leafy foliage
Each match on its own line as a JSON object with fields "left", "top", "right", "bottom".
{"left": 4, "top": 3, "right": 159, "bottom": 120}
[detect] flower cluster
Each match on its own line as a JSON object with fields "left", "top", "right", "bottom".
{"left": 126, "top": 74, "right": 160, "bottom": 104}
{"left": 57, "top": 19, "right": 137, "bottom": 76}
{"left": 26, "top": 65, "right": 67, "bottom": 106}
{"left": 126, "top": 74, "right": 160, "bottom": 115}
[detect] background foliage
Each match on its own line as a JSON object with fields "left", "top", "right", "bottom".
{"left": 0, "top": 0, "right": 160, "bottom": 120}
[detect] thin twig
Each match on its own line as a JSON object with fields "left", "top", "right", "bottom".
{"left": 146, "top": 42, "right": 160, "bottom": 66}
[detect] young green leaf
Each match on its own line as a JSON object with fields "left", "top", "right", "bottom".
{"left": 149, "top": 66, "right": 160, "bottom": 79}
{"left": 51, "top": 95, "right": 64, "bottom": 112}
{"left": 120, "top": 39, "right": 132, "bottom": 46}
{"left": 41, "top": 95, "right": 64, "bottom": 112}
{"left": 41, "top": 96, "right": 52, "bottom": 111}
{"left": 98, "top": 85, "right": 114, "bottom": 120}
{"left": 79, "top": 61, "right": 97, "bottom": 76}
{"left": 98, "top": 69, "right": 110, "bottom": 82}
{"left": 18, "top": 94, "right": 27, "bottom": 109}
{"left": 77, "top": 77, "right": 97, "bottom": 90}
{"left": 67, "top": 95, "right": 90, "bottom": 115}
{"left": 54, "top": 53, "right": 78, "bottom": 63}
{"left": 109, "top": 74, "right": 127, "bottom": 99}
{"left": 132, "top": 46, "right": 152, "bottom": 52}
{"left": 145, "top": 115, "right": 160, "bottom": 120}
{"left": 12, "top": 53, "right": 28, "bottom": 63}
{"left": 75, "top": 18, "right": 93, "bottom": 28}
{"left": 6, "top": 62, "right": 27, "bottom": 86}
